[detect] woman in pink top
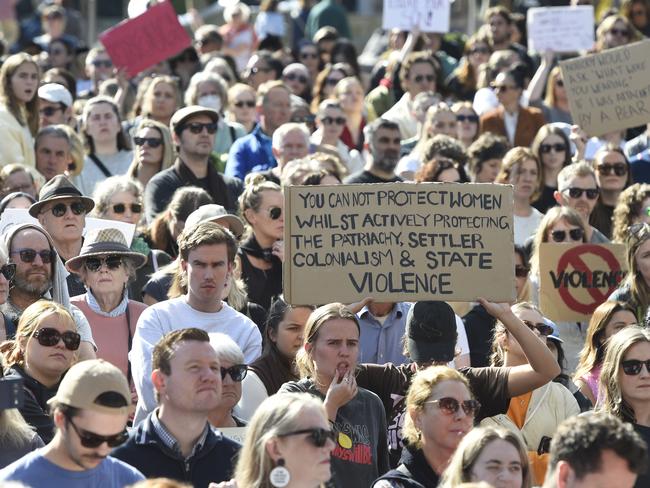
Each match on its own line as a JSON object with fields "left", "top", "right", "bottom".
{"left": 574, "top": 301, "right": 637, "bottom": 406}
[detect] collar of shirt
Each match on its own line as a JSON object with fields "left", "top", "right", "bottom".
{"left": 86, "top": 289, "right": 128, "bottom": 317}
{"left": 359, "top": 302, "right": 409, "bottom": 324}
{"left": 151, "top": 409, "right": 210, "bottom": 459}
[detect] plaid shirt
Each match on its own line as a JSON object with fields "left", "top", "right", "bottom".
{"left": 150, "top": 409, "right": 210, "bottom": 460}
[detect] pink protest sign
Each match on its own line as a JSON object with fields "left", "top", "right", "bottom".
{"left": 99, "top": 1, "right": 191, "bottom": 77}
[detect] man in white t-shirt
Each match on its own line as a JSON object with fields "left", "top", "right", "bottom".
{"left": 130, "top": 222, "right": 262, "bottom": 425}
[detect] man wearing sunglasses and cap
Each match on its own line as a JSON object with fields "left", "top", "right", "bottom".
{"left": 38, "top": 83, "right": 73, "bottom": 128}
{"left": 0, "top": 359, "right": 144, "bottom": 486}
{"left": 113, "top": 328, "right": 240, "bottom": 486}
{"left": 144, "top": 105, "right": 243, "bottom": 224}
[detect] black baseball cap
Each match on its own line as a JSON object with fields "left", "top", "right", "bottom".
{"left": 406, "top": 301, "right": 458, "bottom": 363}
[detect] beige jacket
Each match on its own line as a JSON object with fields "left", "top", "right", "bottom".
{"left": 0, "top": 106, "right": 35, "bottom": 168}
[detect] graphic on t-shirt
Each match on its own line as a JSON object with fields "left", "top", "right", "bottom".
{"left": 332, "top": 420, "right": 373, "bottom": 465}
{"left": 387, "top": 393, "right": 406, "bottom": 452}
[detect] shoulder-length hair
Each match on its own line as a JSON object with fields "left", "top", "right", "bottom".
{"left": 612, "top": 183, "right": 650, "bottom": 244}
{"left": 622, "top": 223, "right": 650, "bottom": 319}
{"left": 439, "top": 426, "right": 532, "bottom": 488}
{"left": 495, "top": 146, "right": 542, "bottom": 202}
{"left": 596, "top": 15, "right": 642, "bottom": 51}
{"left": 0, "top": 53, "right": 40, "bottom": 137}
{"left": 81, "top": 96, "right": 130, "bottom": 154}
{"left": 127, "top": 118, "right": 175, "bottom": 178}
{"left": 141, "top": 76, "right": 182, "bottom": 119}
{"left": 530, "top": 124, "right": 572, "bottom": 177}
{"left": 598, "top": 325, "right": 650, "bottom": 422}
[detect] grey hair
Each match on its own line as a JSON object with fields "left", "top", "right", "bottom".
{"left": 272, "top": 122, "right": 310, "bottom": 150}
{"left": 209, "top": 332, "right": 245, "bottom": 365}
{"left": 184, "top": 71, "right": 229, "bottom": 108}
{"left": 91, "top": 175, "right": 143, "bottom": 218}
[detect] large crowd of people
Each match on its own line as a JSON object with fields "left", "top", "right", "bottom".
{"left": 0, "top": 0, "right": 650, "bottom": 487}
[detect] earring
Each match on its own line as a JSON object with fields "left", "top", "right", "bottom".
{"left": 269, "top": 458, "right": 290, "bottom": 488}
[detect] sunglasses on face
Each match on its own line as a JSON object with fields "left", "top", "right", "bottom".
{"left": 221, "top": 364, "right": 248, "bottom": 382}
{"left": 321, "top": 116, "right": 346, "bottom": 125}
{"left": 84, "top": 256, "right": 123, "bottom": 272}
{"left": 278, "top": 428, "right": 337, "bottom": 447}
{"left": 32, "top": 327, "right": 81, "bottom": 351}
{"left": 266, "top": 206, "right": 282, "bottom": 220}
{"left": 540, "top": 143, "right": 566, "bottom": 154}
{"left": 425, "top": 397, "right": 481, "bottom": 416}
{"left": 183, "top": 122, "right": 218, "bottom": 135}
{"left": 66, "top": 416, "right": 128, "bottom": 448}
{"left": 456, "top": 114, "right": 479, "bottom": 123}
{"left": 609, "top": 28, "right": 630, "bottom": 37}
{"left": 413, "top": 74, "right": 435, "bottom": 83}
{"left": 10, "top": 248, "right": 55, "bottom": 264}
{"left": 112, "top": 203, "right": 142, "bottom": 214}
{"left": 134, "top": 137, "right": 163, "bottom": 148}
{"left": 284, "top": 73, "right": 308, "bottom": 84}
{"left": 234, "top": 100, "right": 255, "bottom": 108}
{"left": 622, "top": 359, "right": 650, "bottom": 375}
{"left": 597, "top": 163, "right": 627, "bottom": 176}
{"left": 515, "top": 264, "right": 529, "bottom": 278}
{"left": 91, "top": 60, "right": 113, "bottom": 68}
{"left": 550, "top": 228, "right": 584, "bottom": 242}
{"left": 563, "top": 187, "right": 600, "bottom": 199}
{"left": 49, "top": 201, "right": 86, "bottom": 217}
{"left": 39, "top": 106, "right": 63, "bottom": 117}
{"left": 522, "top": 320, "right": 553, "bottom": 336}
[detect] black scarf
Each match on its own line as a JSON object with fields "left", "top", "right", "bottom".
{"left": 239, "top": 235, "right": 278, "bottom": 263}
{"left": 173, "top": 158, "right": 234, "bottom": 210}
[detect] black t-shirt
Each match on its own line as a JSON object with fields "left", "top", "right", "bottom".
{"left": 634, "top": 424, "right": 650, "bottom": 488}
{"left": 532, "top": 184, "right": 558, "bottom": 214}
{"left": 356, "top": 363, "right": 510, "bottom": 467}
{"left": 344, "top": 170, "right": 403, "bottom": 184}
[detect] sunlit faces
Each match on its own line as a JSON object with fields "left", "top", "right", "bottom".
{"left": 2, "top": 169, "right": 37, "bottom": 198}
{"left": 619, "top": 341, "right": 650, "bottom": 406}
{"left": 39, "top": 98, "right": 68, "bottom": 126}
{"left": 231, "top": 89, "right": 257, "bottom": 126}
{"left": 149, "top": 82, "right": 177, "bottom": 120}
{"left": 476, "top": 158, "right": 502, "bottom": 183}
{"left": 470, "top": 439, "right": 523, "bottom": 488}
{"left": 10, "top": 229, "right": 52, "bottom": 296}
{"left": 468, "top": 42, "right": 490, "bottom": 67}
{"left": 11, "top": 62, "right": 38, "bottom": 104}
{"left": 262, "top": 87, "right": 292, "bottom": 134}
{"left": 508, "top": 308, "right": 546, "bottom": 360}
{"left": 83, "top": 254, "right": 129, "bottom": 299}
{"left": 603, "top": 310, "right": 637, "bottom": 340}
{"left": 337, "top": 79, "right": 364, "bottom": 114}
{"left": 36, "top": 134, "right": 72, "bottom": 181}
{"left": 85, "top": 102, "right": 121, "bottom": 144}
{"left": 217, "top": 357, "right": 242, "bottom": 412}
{"left": 404, "top": 61, "right": 436, "bottom": 97}
{"left": 545, "top": 218, "right": 584, "bottom": 244}
{"left": 437, "top": 167, "right": 462, "bottom": 183}
{"left": 511, "top": 158, "right": 539, "bottom": 201}
{"left": 182, "top": 243, "right": 232, "bottom": 309}
{"left": 634, "top": 239, "right": 650, "bottom": 287}
{"left": 428, "top": 111, "right": 457, "bottom": 139}
{"left": 488, "top": 14, "right": 511, "bottom": 44}
{"left": 595, "top": 152, "right": 628, "bottom": 192}
{"left": 539, "top": 134, "right": 567, "bottom": 172}
{"left": 276, "top": 130, "right": 309, "bottom": 166}
{"left": 317, "top": 106, "right": 346, "bottom": 142}
{"left": 605, "top": 20, "right": 631, "bottom": 49}
{"left": 103, "top": 191, "right": 142, "bottom": 226}
{"left": 455, "top": 108, "right": 479, "bottom": 142}
{"left": 245, "top": 190, "right": 284, "bottom": 242}
{"left": 177, "top": 114, "right": 216, "bottom": 158}
{"left": 493, "top": 72, "right": 521, "bottom": 109}
{"left": 307, "top": 318, "right": 359, "bottom": 382}
{"left": 37, "top": 197, "right": 86, "bottom": 243}
{"left": 565, "top": 449, "right": 638, "bottom": 488}
{"left": 271, "top": 306, "right": 312, "bottom": 357}
{"left": 135, "top": 127, "right": 164, "bottom": 167}
{"left": 371, "top": 127, "right": 401, "bottom": 173}
{"left": 557, "top": 175, "right": 599, "bottom": 221}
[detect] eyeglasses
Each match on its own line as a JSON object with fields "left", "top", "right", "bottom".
{"left": 134, "top": 137, "right": 163, "bottom": 148}
{"left": 278, "top": 428, "right": 336, "bottom": 448}
{"left": 540, "top": 143, "right": 566, "bottom": 154}
{"left": 10, "top": 248, "right": 55, "bottom": 264}
{"left": 234, "top": 100, "right": 255, "bottom": 108}
{"left": 562, "top": 187, "right": 600, "bottom": 200}
{"left": 48, "top": 201, "right": 86, "bottom": 217}
{"left": 550, "top": 228, "right": 584, "bottom": 242}
{"left": 91, "top": 59, "right": 113, "bottom": 68}
{"left": 424, "top": 397, "right": 481, "bottom": 416}
{"left": 456, "top": 114, "right": 479, "bottom": 123}
{"left": 66, "top": 417, "right": 128, "bottom": 448}
{"left": 622, "top": 359, "right": 650, "bottom": 375}
{"left": 32, "top": 327, "right": 81, "bottom": 351}
{"left": 220, "top": 364, "right": 248, "bottom": 382}
{"left": 300, "top": 52, "right": 319, "bottom": 59}
{"left": 39, "top": 106, "right": 63, "bottom": 117}
{"left": 284, "top": 73, "right": 308, "bottom": 84}
{"left": 609, "top": 28, "right": 630, "bottom": 37}
{"left": 266, "top": 206, "right": 282, "bottom": 220}
{"left": 325, "top": 77, "right": 342, "bottom": 86}
{"left": 597, "top": 163, "right": 627, "bottom": 176}
{"left": 413, "top": 74, "right": 435, "bottom": 83}
{"left": 112, "top": 203, "right": 142, "bottom": 214}
{"left": 515, "top": 265, "right": 529, "bottom": 278}
{"left": 182, "top": 122, "right": 218, "bottom": 134}
{"left": 555, "top": 79, "right": 564, "bottom": 87}
{"left": 522, "top": 320, "right": 553, "bottom": 336}
{"left": 321, "top": 116, "right": 346, "bottom": 125}
{"left": 84, "top": 256, "right": 123, "bottom": 272}
{"left": 292, "top": 114, "right": 315, "bottom": 124}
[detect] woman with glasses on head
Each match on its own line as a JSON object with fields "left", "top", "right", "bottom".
{"left": 597, "top": 325, "right": 650, "bottom": 488}
{"left": 573, "top": 301, "right": 637, "bottom": 406}
{"left": 485, "top": 302, "right": 580, "bottom": 485}
{"left": 446, "top": 34, "right": 492, "bottom": 102}
{"left": 373, "top": 366, "right": 479, "bottom": 487}
{"left": 91, "top": 176, "right": 173, "bottom": 301}
{"left": 612, "top": 183, "right": 650, "bottom": 244}
{"left": 0, "top": 300, "right": 78, "bottom": 444}
{"left": 280, "top": 303, "right": 389, "bottom": 488}
{"left": 238, "top": 175, "right": 284, "bottom": 312}
{"left": 590, "top": 144, "right": 632, "bottom": 239}
{"left": 227, "top": 83, "right": 257, "bottom": 134}
{"left": 77, "top": 96, "right": 133, "bottom": 197}
{"left": 531, "top": 124, "right": 572, "bottom": 214}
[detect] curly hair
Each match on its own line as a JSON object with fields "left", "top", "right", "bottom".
{"left": 612, "top": 183, "right": 650, "bottom": 244}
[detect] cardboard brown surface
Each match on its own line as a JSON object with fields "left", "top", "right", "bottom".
{"left": 284, "top": 182, "right": 515, "bottom": 305}
{"left": 560, "top": 40, "right": 650, "bottom": 137}
{"left": 538, "top": 243, "right": 627, "bottom": 322}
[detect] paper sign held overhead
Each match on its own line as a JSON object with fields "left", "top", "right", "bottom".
{"left": 527, "top": 6, "right": 594, "bottom": 53}
{"left": 382, "top": 0, "right": 450, "bottom": 33}
{"left": 99, "top": 0, "right": 191, "bottom": 78}
{"left": 283, "top": 182, "right": 515, "bottom": 305}
{"left": 538, "top": 243, "right": 627, "bottom": 322}
{"left": 560, "top": 40, "right": 650, "bottom": 137}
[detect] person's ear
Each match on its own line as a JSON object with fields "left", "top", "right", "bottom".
{"left": 180, "top": 258, "right": 188, "bottom": 273}
{"left": 53, "top": 408, "right": 67, "bottom": 430}
{"left": 304, "top": 342, "right": 313, "bottom": 354}
{"left": 272, "top": 146, "right": 280, "bottom": 159}
{"left": 151, "top": 369, "right": 166, "bottom": 395}
{"left": 171, "top": 130, "right": 181, "bottom": 147}
{"left": 553, "top": 190, "right": 563, "bottom": 204}
{"left": 556, "top": 460, "right": 574, "bottom": 488}
{"left": 265, "top": 438, "right": 284, "bottom": 462}
{"left": 408, "top": 406, "right": 421, "bottom": 432}
{"left": 244, "top": 208, "right": 257, "bottom": 226}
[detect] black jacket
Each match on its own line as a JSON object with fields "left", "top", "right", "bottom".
{"left": 373, "top": 443, "right": 439, "bottom": 488}
{"left": 111, "top": 412, "right": 240, "bottom": 488}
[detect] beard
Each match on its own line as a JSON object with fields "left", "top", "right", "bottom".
{"left": 13, "top": 270, "right": 51, "bottom": 296}
{"left": 374, "top": 151, "right": 399, "bottom": 173}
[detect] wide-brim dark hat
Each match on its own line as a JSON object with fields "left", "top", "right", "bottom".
{"left": 29, "top": 174, "right": 95, "bottom": 218}
{"left": 66, "top": 228, "right": 146, "bottom": 273}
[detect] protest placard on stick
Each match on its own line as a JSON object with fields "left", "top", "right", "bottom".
{"left": 284, "top": 182, "right": 515, "bottom": 305}
{"left": 560, "top": 40, "right": 650, "bottom": 137}
{"left": 527, "top": 6, "right": 594, "bottom": 53}
{"left": 538, "top": 243, "right": 627, "bottom": 322}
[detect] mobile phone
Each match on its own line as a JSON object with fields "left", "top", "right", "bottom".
{"left": 0, "top": 378, "right": 24, "bottom": 410}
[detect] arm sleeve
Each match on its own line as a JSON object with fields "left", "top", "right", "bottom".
{"left": 463, "top": 367, "right": 511, "bottom": 420}
{"left": 235, "top": 371, "right": 268, "bottom": 421}
{"left": 225, "top": 141, "right": 248, "bottom": 180}
{"left": 69, "top": 305, "right": 96, "bottom": 350}
{"left": 241, "top": 323, "right": 263, "bottom": 363}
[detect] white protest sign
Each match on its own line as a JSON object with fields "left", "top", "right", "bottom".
{"left": 382, "top": 0, "right": 450, "bottom": 33}
{"left": 527, "top": 6, "right": 595, "bottom": 53}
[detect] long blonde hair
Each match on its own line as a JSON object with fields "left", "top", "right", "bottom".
{"left": 0, "top": 354, "right": 37, "bottom": 449}
{"left": 127, "top": 118, "right": 175, "bottom": 178}
{"left": 622, "top": 223, "right": 650, "bottom": 320}
{"left": 0, "top": 53, "right": 40, "bottom": 136}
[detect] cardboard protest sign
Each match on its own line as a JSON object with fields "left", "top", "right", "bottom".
{"left": 219, "top": 427, "right": 247, "bottom": 444}
{"left": 538, "top": 243, "right": 627, "bottom": 322}
{"left": 99, "top": 1, "right": 191, "bottom": 77}
{"left": 284, "top": 182, "right": 515, "bottom": 305}
{"left": 527, "top": 6, "right": 594, "bottom": 53}
{"left": 382, "top": 0, "right": 450, "bottom": 33}
{"left": 560, "top": 40, "right": 650, "bottom": 137}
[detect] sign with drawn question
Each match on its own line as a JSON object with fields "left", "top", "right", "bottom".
{"left": 382, "top": 0, "right": 450, "bottom": 33}
{"left": 283, "top": 182, "right": 515, "bottom": 305}
{"left": 527, "top": 6, "right": 594, "bottom": 53}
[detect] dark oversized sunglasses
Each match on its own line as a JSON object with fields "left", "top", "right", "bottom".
{"left": 321, "top": 116, "right": 346, "bottom": 126}
{"left": 84, "top": 256, "right": 123, "bottom": 272}
{"left": 91, "top": 60, "right": 113, "bottom": 68}
{"left": 456, "top": 114, "right": 479, "bottom": 123}
{"left": 183, "top": 122, "right": 218, "bottom": 134}
{"left": 284, "top": 73, "right": 308, "bottom": 84}
{"left": 32, "top": 327, "right": 81, "bottom": 351}
{"left": 221, "top": 364, "right": 248, "bottom": 382}
{"left": 278, "top": 428, "right": 336, "bottom": 448}
{"left": 10, "top": 248, "right": 55, "bottom": 264}
{"left": 425, "top": 397, "right": 481, "bottom": 416}
{"left": 597, "top": 163, "right": 627, "bottom": 176}
{"left": 66, "top": 416, "right": 128, "bottom": 448}
{"left": 540, "top": 143, "right": 566, "bottom": 154}
{"left": 563, "top": 187, "right": 600, "bottom": 200}
{"left": 522, "top": 320, "right": 553, "bottom": 336}
{"left": 134, "top": 137, "right": 163, "bottom": 148}
{"left": 413, "top": 74, "right": 435, "bottom": 83}
{"left": 112, "top": 203, "right": 142, "bottom": 214}
{"left": 515, "top": 265, "right": 529, "bottom": 278}
{"left": 550, "top": 228, "right": 584, "bottom": 242}
{"left": 267, "top": 206, "right": 282, "bottom": 220}
{"left": 39, "top": 106, "right": 63, "bottom": 117}
{"left": 622, "top": 359, "right": 650, "bottom": 375}
{"left": 234, "top": 100, "right": 255, "bottom": 108}
{"left": 50, "top": 201, "right": 86, "bottom": 217}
